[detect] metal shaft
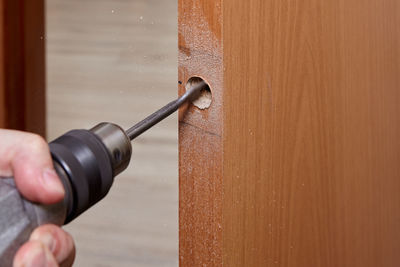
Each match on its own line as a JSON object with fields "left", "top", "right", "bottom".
{"left": 126, "top": 82, "right": 205, "bottom": 140}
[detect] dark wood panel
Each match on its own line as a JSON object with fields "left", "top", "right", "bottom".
{"left": 0, "top": 0, "right": 4, "bottom": 126}
{"left": 0, "top": 0, "right": 45, "bottom": 135}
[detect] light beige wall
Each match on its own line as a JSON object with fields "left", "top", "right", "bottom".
{"left": 46, "top": 0, "right": 178, "bottom": 266}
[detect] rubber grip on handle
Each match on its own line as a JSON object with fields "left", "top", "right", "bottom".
{"left": 0, "top": 166, "right": 69, "bottom": 266}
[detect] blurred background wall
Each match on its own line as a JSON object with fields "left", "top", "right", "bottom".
{"left": 46, "top": 0, "right": 178, "bottom": 266}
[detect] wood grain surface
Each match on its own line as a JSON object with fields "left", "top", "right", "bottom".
{"left": 0, "top": 0, "right": 45, "bottom": 135}
{"left": 178, "top": 0, "right": 223, "bottom": 266}
{"left": 179, "top": 0, "right": 400, "bottom": 266}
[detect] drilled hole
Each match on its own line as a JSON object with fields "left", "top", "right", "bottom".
{"left": 185, "top": 77, "right": 212, "bottom": 109}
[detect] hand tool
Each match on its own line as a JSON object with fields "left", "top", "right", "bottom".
{"left": 0, "top": 82, "right": 204, "bottom": 266}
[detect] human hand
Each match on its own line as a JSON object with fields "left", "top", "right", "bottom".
{"left": 0, "top": 129, "right": 75, "bottom": 267}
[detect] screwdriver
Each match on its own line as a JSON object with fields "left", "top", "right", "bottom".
{"left": 0, "top": 82, "right": 204, "bottom": 266}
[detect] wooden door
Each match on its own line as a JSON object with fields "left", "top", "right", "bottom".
{"left": 0, "top": 0, "right": 45, "bottom": 135}
{"left": 178, "top": 0, "right": 400, "bottom": 266}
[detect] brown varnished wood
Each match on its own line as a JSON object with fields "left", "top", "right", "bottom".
{"left": 23, "top": 0, "right": 46, "bottom": 135}
{"left": 0, "top": 0, "right": 45, "bottom": 135}
{"left": 0, "top": 0, "right": 5, "bottom": 126}
{"left": 180, "top": 0, "right": 400, "bottom": 266}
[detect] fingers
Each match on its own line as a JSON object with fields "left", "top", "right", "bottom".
{"left": 0, "top": 129, "right": 65, "bottom": 204}
{"left": 13, "top": 241, "right": 58, "bottom": 267}
{"left": 13, "top": 225, "right": 75, "bottom": 267}
{"left": 30, "top": 225, "right": 76, "bottom": 264}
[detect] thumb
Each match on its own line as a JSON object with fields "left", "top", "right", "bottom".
{"left": 0, "top": 129, "right": 65, "bottom": 204}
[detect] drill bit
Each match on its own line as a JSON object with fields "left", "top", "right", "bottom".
{"left": 126, "top": 81, "right": 205, "bottom": 140}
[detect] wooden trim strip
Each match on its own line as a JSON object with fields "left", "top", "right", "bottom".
{"left": 0, "top": 0, "right": 45, "bottom": 136}
{"left": 178, "top": 0, "right": 223, "bottom": 265}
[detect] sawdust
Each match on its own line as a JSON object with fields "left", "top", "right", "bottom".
{"left": 186, "top": 77, "right": 212, "bottom": 109}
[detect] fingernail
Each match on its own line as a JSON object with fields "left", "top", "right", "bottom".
{"left": 30, "top": 232, "right": 56, "bottom": 253}
{"left": 41, "top": 168, "right": 65, "bottom": 196}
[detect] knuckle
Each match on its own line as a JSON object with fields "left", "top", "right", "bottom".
{"left": 25, "top": 134, "right": 48, "bottom": 153}
{"left": 32, "top": 224, "right": 57, "bottom": 237}
{"left": 32, "top": 225, "right": 50, "bottom": 236}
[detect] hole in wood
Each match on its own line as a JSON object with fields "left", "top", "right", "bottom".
{"left": 186, "top": 77, "right": 212, "bottom": 109}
